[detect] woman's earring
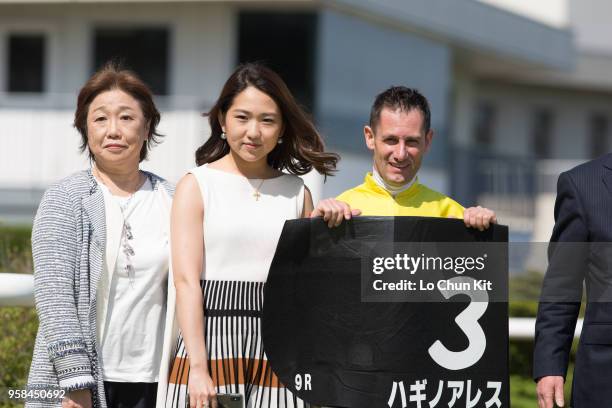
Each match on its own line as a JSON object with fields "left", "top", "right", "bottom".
{"left": 277, "top": 138, "right": 283, "bottom": 144}
{"left": 220, "top": 132, "right": 227, "bottom": 140}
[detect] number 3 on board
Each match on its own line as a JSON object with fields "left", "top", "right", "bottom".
{"left": 428, "top": 276, "right": 489, "bottom": 370}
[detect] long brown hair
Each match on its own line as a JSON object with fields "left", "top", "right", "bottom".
{"left": 196, "top": 63, "right": 338, "bottom": 176}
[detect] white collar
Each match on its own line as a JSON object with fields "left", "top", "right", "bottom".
{"left": 372, "top": 166, "right": 416, "bottom": 196}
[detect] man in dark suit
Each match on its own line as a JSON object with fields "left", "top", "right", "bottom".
{"left": 534, "top": 153, "right": 612, "bottom": 407}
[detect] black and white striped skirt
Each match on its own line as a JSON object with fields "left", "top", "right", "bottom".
{"left": 164, "top": 280, "right": 309, "bottom": 408}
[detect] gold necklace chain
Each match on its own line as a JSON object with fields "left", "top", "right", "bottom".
{"left": 253, "top": 178, "right": 266, "bottom": 201}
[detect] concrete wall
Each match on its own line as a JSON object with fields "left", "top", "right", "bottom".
{"left": 569, "top": 0, "right": 612, "bottom": 54}
{"left": 451, "top": 73, "right": 612, "bottom": 240}
{"left": 329, "top": 0, "right": 573, "bottom": 70}
{"left": 476, "top": 0, "right": 569, "bottom": 28}
{"left": 0, "top": 2, "right": 235, "bottom": 99}
{"left": 474, "top": 81, "right": 612, "bottom": 160}
{"left": 0, "top": 2, "right": 237, "bottom": 223}
{"left": 0, "top": 2, "right": 235, "bottom": 187}
{"left": 314, "top": 8, "right": 452, "bottom": 197}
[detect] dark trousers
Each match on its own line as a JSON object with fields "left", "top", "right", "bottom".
{"left": 104, "top": 381, "right": 158, "bottom": 408}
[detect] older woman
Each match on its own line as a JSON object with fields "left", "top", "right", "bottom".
{"left": 27, "top": 63, "right": 173, "bottom": 408}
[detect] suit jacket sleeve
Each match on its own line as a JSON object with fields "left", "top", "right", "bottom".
{"left": 533, "top": 171, "right": 589, "bottom": 380}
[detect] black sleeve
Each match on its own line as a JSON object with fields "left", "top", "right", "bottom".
{"left": 533, "top": 171, "right": 589, "bottom": 381}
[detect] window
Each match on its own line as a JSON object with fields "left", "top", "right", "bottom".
{"left": 238, "top": 12, "right": 317, "bottom": 113}
{"left": 532, "top": 109, "right": 553, "bottom": 159}
{"left": 7, "top": 34, "right": 45, "bottom": 93}
{"left": 590, "top": 114, "right": 609, "bottom": 159}
{"left": 93, "top": 28, "right": 169, "bottom": 95}
{"left": 473, "top": 102, "right": 496, "bottom": 147}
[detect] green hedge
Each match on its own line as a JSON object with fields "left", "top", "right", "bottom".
{"left": 0, "top": 307, "right": 38, "bottom": 408}
{"left": 508, "top": 271, "right": 581, "bottom": 406}
{"left": 0, "top": 225, "right": 32, "bottom": 275}
{"left": 1, "top": 226, "right": 36, "bottom": 407}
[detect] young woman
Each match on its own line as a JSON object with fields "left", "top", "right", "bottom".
{"left": 162, "top": 63, "right": 340, "bottom": 408}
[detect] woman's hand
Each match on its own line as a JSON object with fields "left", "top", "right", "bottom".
{"left": 310, "top": 198, "right": 361, "bottom": 227}
{"left": 188, "top": 366, "right": 218, "bottom": 408}
{"left": 62, "top": 389, "right": 92, "bottom": 408}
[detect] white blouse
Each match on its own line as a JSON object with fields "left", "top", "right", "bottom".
{"left": 98, "top": 178, "right": 169, "bottom": 382}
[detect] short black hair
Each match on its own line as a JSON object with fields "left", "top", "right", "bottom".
{"left": 369, "top": 86, "right": 431, "bottom": 134}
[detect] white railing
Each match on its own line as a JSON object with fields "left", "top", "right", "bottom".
{"left": 0, "top": 272, "right": 582, "bottom": 339}
{"left": 0, "top": 272, "right": 35, "bottom": 307}
{"left": 509, "top": 317, "right": 582, "bottom": 340}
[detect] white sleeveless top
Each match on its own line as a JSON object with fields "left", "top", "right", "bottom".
{"left": 189, "top": 165, "right": 305, "bottom": 282}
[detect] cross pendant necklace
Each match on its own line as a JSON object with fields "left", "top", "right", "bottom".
{"left": 253, "top": 179, "right": 265, "bottom": 201}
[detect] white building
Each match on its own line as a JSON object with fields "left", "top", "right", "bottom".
{"left": 1, "top": 0, "right": 606, "bottom": 246}
{"left": 457, "top": 0, "right": 612, "bottom": 242}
